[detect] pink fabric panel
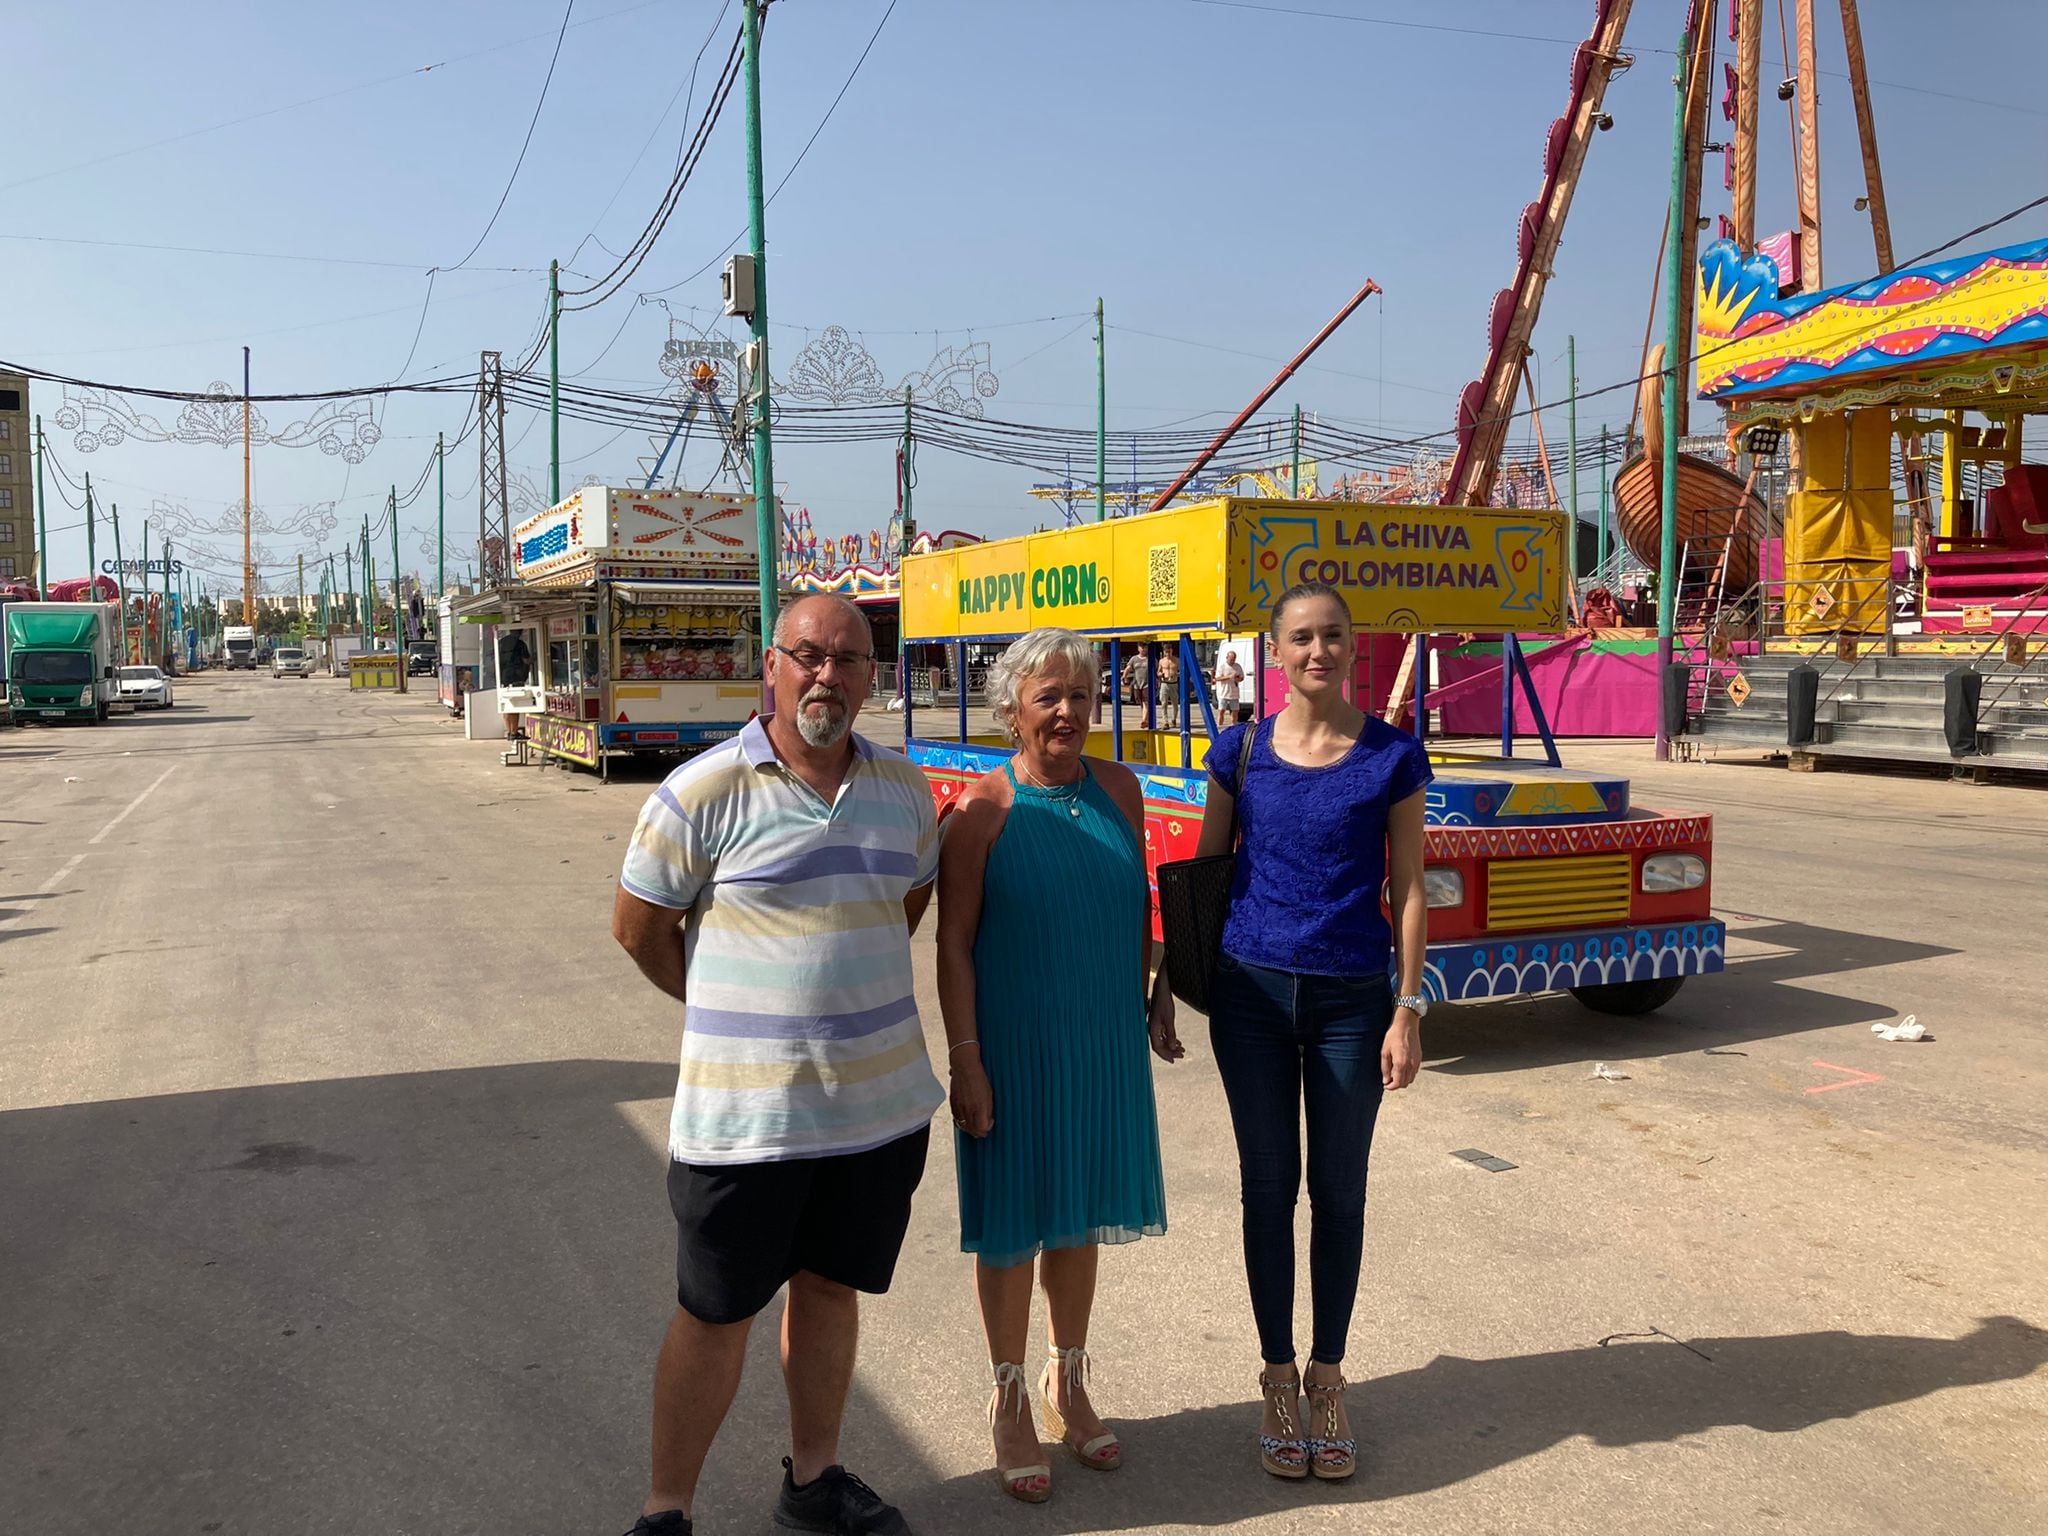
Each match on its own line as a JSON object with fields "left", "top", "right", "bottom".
{"left": 1437, "top": 637, "right": 1660, "bottom": 738}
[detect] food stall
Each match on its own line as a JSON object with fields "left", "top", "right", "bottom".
{"left": 508, "top": 486, "right": 767, "bottom": 775}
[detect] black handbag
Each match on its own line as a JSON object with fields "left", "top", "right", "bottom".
{"left": 1155, "top": 721, "right": 1258, "bottom": 1012}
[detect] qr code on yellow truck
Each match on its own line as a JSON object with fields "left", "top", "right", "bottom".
{"left": 1147, "top": 545, "right": 1178, "bottom": 609}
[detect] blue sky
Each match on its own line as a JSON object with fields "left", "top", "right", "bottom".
{"left": 10, "top": 0, "right": 2045, "bottom": 595}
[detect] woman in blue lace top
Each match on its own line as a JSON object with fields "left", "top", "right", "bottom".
{"left": 1147, "top": 580, "right": 1431, "bottom": 1483}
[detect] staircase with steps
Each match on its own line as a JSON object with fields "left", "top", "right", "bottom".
{"left": 1683, "top": 650, "right": 2048, "bottom": 770}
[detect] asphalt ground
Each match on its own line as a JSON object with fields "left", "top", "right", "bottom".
{"left": 1, "top": 674, "right": 2043, "bottom": 1535}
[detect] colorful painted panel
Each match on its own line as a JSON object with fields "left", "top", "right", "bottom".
{"left": 1426, "top": 812, "right": 1711, "bottom": 860}
{"left": 1697, "top": 236, "right": 2048, "bottom": 400}
{"left": 1429, "top": 768, "right": 1628, "bottom": 826}
{"left": 531, "top": 713, "right": 599, "bottom": 767}
{"left": 1424, "top": 920, "right": 1726, "bottom": 1003}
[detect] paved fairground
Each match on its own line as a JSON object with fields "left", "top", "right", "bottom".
{"left": 3, "top": 673, "right": 2044, "bottom": 1536}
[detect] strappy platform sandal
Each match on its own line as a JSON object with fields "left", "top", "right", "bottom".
{"left": 989, "top": 1362, "right": 1052, "bottom": 1503}
{"left": 1304, "top": 1375, "right": 1358, "bottom": 1481}
{"left": 1040, "top": 1342, "right": 1121, "bottom": 1470}
{"left": 1257, "top": 1369, "right": 1309, "bottom": 1480}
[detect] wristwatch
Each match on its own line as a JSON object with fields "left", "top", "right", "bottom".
{"left": 1393, "top": 994, "right": 1430, "bottom": 1019}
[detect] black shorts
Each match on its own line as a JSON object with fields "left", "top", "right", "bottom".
{"left": 667, "top": 1126, "right": 931, "bottom": 1325}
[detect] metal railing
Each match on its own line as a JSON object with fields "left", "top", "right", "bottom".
{"left": 1674, "top": 573, "right": 1900, "bottom": 732}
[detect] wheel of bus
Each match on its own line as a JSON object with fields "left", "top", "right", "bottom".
{"left": 1569, "top": 975, "right": 1685, "bottom": 1016}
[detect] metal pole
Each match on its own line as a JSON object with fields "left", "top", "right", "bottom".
{"left": 1837, "top": 0, "right": 1893, "bottom": 272}
{"left": 297, "top": 552, "right": 305, "bottom": 639}
{"left": 1149, "top": 277, "right": 1382, "bottom": 512}
{"left": 84, "top": 473, "right": 95, "bottom": 595}
{"left": 1793, "top": 0, "right": 1823, "bottom": 290}
{"left": 901, "top": 386, "right": 914, "bottom": 746}
{"left": 141, "top": 519, "right": 151, "bottom": 663}
{"left": 741, "top": 0, "right": 780, "bottom": 639}
{"left": 1094, "top": 297, "right": 1107, "bottom": 522}
{"left": 1567, "top": 336, "right": 1580, "bottom": 573}
{"left": 548, "top": 261, "right": 561, "bottom": 506}
{"left": 436, "top": 431, "right": 446, "bottom": 596}
{"left": 344, "top": 545, "right": 355, "bottom": 650}
{"left": 1290, "top": 403, "right": 1302, "bottom": 498}
{"left": 162, "top": 537, "right": 173, "bottom": 671}
{"left": 1734, "top": 0, "right": 1761, "bottom": 251}
{"left": 242, "top": 346, "right": 254, "bottom": 633}
{"left": 1656, "top": 28, "right": 1690, "bottom": 762}
{"left": 33, "top": 416, "right": 48, "bottom": 599}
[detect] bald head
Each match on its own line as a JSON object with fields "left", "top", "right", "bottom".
{"left": 774, "top": 594, "right": 872, "bottom": 651}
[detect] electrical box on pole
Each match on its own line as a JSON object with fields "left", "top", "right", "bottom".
{"left": 722, "top": 255, "right": 757, "bottom": 319}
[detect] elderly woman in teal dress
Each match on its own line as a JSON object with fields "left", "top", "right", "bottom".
{"left": 937, "top": 626, "right": 1168, "bottom": 1504}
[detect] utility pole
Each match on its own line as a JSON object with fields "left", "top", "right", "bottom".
{"left": 436, "top": 430, "right": 446, "bottom": 596}
{"left": 242, "top": 346, "right": 254, "bottom": 636}
{"left": 84, "top": 473, "right": 96, "bottom": 598}
{"left": 345, "top": 545, "right": 356, "bottom": 646}
{"left": 163, "top": 537, "right": 174, "bottom": 670}
{"left": 1656, "top": 28, "right": 1691, "bottom": 762}
{"left": 1598, "top": 424, "right": 1611, "bottom": 575}
{"left": 141, "top": 520, "right": 151, "bottom": 663}
{"left": 297, "top": 553, "right": 306, "bottom": 638}
{"left": 548, "top": 260, "right": 562, "bottom": 506}
{"left": 741, "top": 0, "right": 779, "bottom": 637}
{"left": 111, "top": 501, "right": 127, "bottom": 664}
{"left": 1290, "top": 404, "right": 1302, "bottom": 499}
{"left": 1094, "top": 297, "right": 1107, "bottom": 522}
{"left": 390, "top": 485, "right": 406, "bottom": 692}
{"left": 1566, "top": 335, "right": 1580, "bottom": 574}
{"left": 33, "top": 416, "right": 48, "bottom": 599}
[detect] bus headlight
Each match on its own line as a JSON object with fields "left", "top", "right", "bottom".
{"left": 1641, "top": 853, "right": 1707, "bottom": 892}
{"left": 1424, "top": 867, "right": 1465, "bottom": 908}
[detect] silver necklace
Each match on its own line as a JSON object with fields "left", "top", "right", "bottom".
{"left": 1016, "top": 759, "right": 1085, "bottom": 817}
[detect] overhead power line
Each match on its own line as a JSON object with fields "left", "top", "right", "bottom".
{"left": 446, "top": 0, "right": 577, "bottom": 271}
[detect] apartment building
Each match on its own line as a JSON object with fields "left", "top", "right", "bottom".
{"left": 0, "top": 371, "right": 31, "bottom": 585}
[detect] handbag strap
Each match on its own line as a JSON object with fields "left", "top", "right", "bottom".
{"left": 1228, "top": 718, "right": 1257, "bottom": 849}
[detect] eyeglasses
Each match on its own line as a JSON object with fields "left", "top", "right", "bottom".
{"left": 773, "top": 643, "right": 873, "bottom": 675}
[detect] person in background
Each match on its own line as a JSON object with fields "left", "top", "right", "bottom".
{"left": 611, "top": 594, "right": 941, "bottom": 1536}
{"left": 497, "top": 629, "right": 533, "bottom": 742}
{"left": 938, "top": 627, "right": 1166, "bottom": 1505}
{"left": 1147, "top": 581, "right": 1430, "bottom": 1485}
{"left": 1213, "top": 648, "right": 1247, "bottom": 725}
{"left": 1158, "top": 649, "right": 1181, "bottom": 730}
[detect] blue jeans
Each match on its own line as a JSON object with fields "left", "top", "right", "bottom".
{"left": 1208, "top": 953, "right": 1392, "bottom": 1366}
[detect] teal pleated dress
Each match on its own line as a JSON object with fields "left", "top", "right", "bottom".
{"left": 956, "top": 760, "right": 1168, "bottom": 1268}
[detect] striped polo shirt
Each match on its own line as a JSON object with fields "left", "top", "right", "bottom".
{"left": 619, "top": 716, "right": 944, "bottom": 1165}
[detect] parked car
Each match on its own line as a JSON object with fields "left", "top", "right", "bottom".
{"left": 273, "top": 647, "right": 311, "bottom": 678}
{"left": 405, "top": 641, "right": 438, "bottom": 677}
{"left": 115, "top": 664, "right": 174, "bottom": 710}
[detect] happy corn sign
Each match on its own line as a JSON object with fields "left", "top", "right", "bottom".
{"left": 901, "top": 498, "right": 1567, "bottom": 639}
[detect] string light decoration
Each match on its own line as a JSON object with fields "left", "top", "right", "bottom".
{"left": 53, "top": 384, "right": 383, "bottom": 461}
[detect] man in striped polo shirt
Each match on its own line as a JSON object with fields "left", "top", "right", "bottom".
{"left": 613, "top": 595, "right": 942, "bottom": 1536}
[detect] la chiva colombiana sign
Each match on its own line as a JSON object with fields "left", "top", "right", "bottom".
{"left": 900, "top": 498, "right": 1567, "bottom": 640}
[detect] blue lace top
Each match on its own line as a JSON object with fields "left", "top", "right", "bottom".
{"left": 1208, "top": 716, "right": 1433, "bottom": 978}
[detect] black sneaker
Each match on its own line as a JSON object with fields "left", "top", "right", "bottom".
{"left": 772, "top": 1458, "right": 910, "bottom": 1535}
{"left": 624, "top": 1512, "right": 691, "bottom": 1536}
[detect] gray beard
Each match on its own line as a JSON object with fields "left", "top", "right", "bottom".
{"left": 795, "top": 703, "right": 851, "bottom": 748}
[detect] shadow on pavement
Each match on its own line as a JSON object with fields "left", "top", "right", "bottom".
{"left": 0, "top": 1057, "right": 938, "bottom": 1534}
{"left": 913, "top": 1316, "right": 2047, "bottom": 1530}
{"left": 1424, "top": 914, "right": 1955, "bottom": 1074}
